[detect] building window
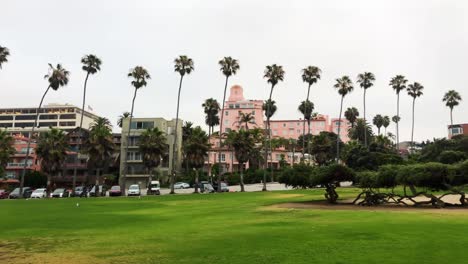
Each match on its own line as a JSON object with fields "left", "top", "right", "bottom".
{"left": 39, "top": 114, "right": 58, "bottom": 120}
{"left": 131, "top": 121, "right": 154, "bottom": 129}
{"left": 38, "top": 122, "right": 57, "bottom": 127}
{"left": 224, "top": 120, "right": 229, "bottom": 125}
{"left": 229, "top": 104, "right": 234, "bottom": 109}
{"left": 14, "top": 122, "right": 34, "bottom": 128}
{"left": 60, "top": 114, "right": 76, "bottom": 119}
{"left": 221, "top": 154, "right": 226, "bottom": 162}
{"left": 450, "top": 127, "right": 462, "bottom": 135}
{"left": 225, "top": 128, "right": 231, "bottom": 133}
{"left": 235, "top": 104, "right": 240, "bottom": 108}
{"left": 297, "top": 122, "right": 300, "bottom": 126}
{"left": 335, "top": 121, "right": 341, "bottom": 126}
{"left": 59, "top": 121, "right": 76, "bottom": 127}
{"left": 225, "top": 111, "right": 229, "bottom": 116}
{"left": 283, "top": 123, "right": 286, "bottom": 127}
{"left": 0, "top": 115, "right": 13, "bottom": 120}
{"left": 0, "top": 123, "right": 13, "bottom": 128}
{"left": 252, "top": 111, "right": 255, "bottom": 115}
{"left": 275, "top": 154, "right": 281, "bottom": 161}
{"left": 15, "top": 115, "right": 36, "bottom": 120}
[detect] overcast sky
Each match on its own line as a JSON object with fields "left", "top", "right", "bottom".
{"left": 1, "top": 0, "right": 467, "bottom": 141}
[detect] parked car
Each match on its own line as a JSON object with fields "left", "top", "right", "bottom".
{"left": 109, "top": 185, "right": 122, "bottom": 196}
{"left": 174, "top": 182, "right": 190, "bottom": 189}
{"left": 197, "top": 181, "right": 215, "bottom": 193}
{"left": 147, "top": 181, "right": 160, "bottom": 195}
{"left": 51, "top": 188, "right": 69, "bottom": 198}
{"left": 9, "top": 187, "right": 32, "bottom": 199}
{"left": 73, "top": 186, "right": 88, "bottom": 197}
{"left": 0, "top": 189, "right": 9, "bottom": 199}
{"left": 89, "top": 185, "right": 107, "bottom": 197}
{"left": 30, "top": 188, "right": 47, "bottom": 198}
{"left": 127, "top": 184, "right": 141, "bottom": 196}
{"left": 212, "top": 182, "right": 229, "bottom": 192}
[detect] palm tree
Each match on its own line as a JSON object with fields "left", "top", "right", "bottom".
{"left": 84, "top": 118, "right": 115, "bottom": 196}
{"left": 301, "top": 66, "right": 321, "bottom": 152}
{"left": 344, "top": 107, "right": 359, "bottom": 128}
{"left": 202, "top": 98, "right": 220, "bottom": 179}
{"left": 357, "top": 72, "right": 375, "bottom": 147}
{"left": 0, "top": 130, "right": 15, "bottom": 176}
{"left": 231, "top": 130, "right": 255, "bottom": 192}
{"left": 263, "top": 64, "right": 285, "bottom": 191}
{"left": 442, "top": 90, "right": 462, "bottom": 127}
{"left": 334, "top": 76, "right": 354, "bottom": 161}
{"left": 171, "top": 55, "right": 194, "bottom": 194}
{"left": 121, "top": 66, "right": 150, "bottom": 195}
{"left": 217, "top": 57, "right": 240, "bottom": 192}
{"left": 184, "top": 126, "right": 209, "bottom": 193}
{"left": 36, "top": 128, "right": 68, "bottom": 194}
{"left": 73, "top": 54, "right": 102, "bottom": 194}
{"left": 298, "top": 100, "right": 314, "bottom": 158}
{"left": 117, "top": 112, "right": 131, "bottom": 128}
{"left": 372, "top": 114, "right": 384, "bottom": 135}
{"left": 382, "top": 116, "right": 390, "bottom": 135}
{"left": 20, "top": 63, "right": 69, "bottom": 196}
{"left": 348, "top": 119, "right": 373, "bottom": 146}
{"left": 389, "top": 75, "right": 408, "bottom": 150}
{"left": 0, "top": 45, "right": 10, "bottom": 69}
{"left": 407, "top": 82, "right": 424, "bottom": 148}
{"left": 238, "top": 112, "right": 256, "bottom": 129}
{"left": 139, "top": 127, "right": 167, "bottom": 183}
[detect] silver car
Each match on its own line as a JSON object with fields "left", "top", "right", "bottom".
{"left": 174, "top": 182, "right": 190, "bottom": 189}
{"left": 127, "top": 184, "right": 141, "bottom": 196}
{"left": 30, "top": 188, "right": 47, "bottom": 198}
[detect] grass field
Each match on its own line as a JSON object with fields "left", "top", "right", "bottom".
{"left": 1, "top": 188, "right": 468, "bottom": 264}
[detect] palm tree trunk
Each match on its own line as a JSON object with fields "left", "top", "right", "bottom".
{"left": 396, "top": 93, "right": 400, "bottom": 151}
{"left": 20, "top": 85, "right": 51, "bottom": 197}
{"left": 411, "top": 97, "right": 415, "bottom": 149}
{"left": 263, "top": 84, "right": 275, "bottom": 191}
{"left": 207, "top": 126, "right": 211, "bottom": 179}
{"left": 95, "top": 169, "right": 100, "bottom": 197}
{"left": 194, "top": 168, "right": 199, "bottom": 193}
{"left": 171, "top": 75, "right": 184, "bottom": 194}
{"left": 307, "top": 120, "right": 311, "bottom": 163}
{"left": 240, "top": 163, "right": 245, "bottom": 192}
{"left": 47, "top": 173, "right": 52, "bottom": 197}
{"left": 217, "top": 76, "right": 229, "bottom": 192}
{"left": 336, "top": 96, "right": 344, "bottom": 162}
{"left": 121, "top": 88, "right": 138, "bottom": 196}
{"left": 302, "top": 116, "right": 306, "bottom": 160}
{"left": 378, "top": 127, "right": 381, "bottom": 135}
{"left": 363, "top": 89, "right": 367, "bottom": 147}
{"left": 450, "top": 107, "right": 453, "bottom": 127}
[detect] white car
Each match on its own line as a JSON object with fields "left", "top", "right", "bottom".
{"left": 174, "top": 182, "right": 190, "bottom": 189}
{"left": 127, "top": 184, "right": 141, "bottom": 196}
{"left": 30, "top": 188, "right": 47, "bottom": 199}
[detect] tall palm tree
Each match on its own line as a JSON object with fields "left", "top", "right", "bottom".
{"left": 407, "top": 82, "right": 424, "bottom": 148}
{"left": 171, "top": 55, "right": 194, "bottom": 194}
{"left": 36, "top": 128, "right": 68, "bottom": 194}
{"left": 389, "top": 75, "right": 407, "bottom": 150}
{"left": 20, "top": 63, "right": 69, "bottom": 196}
{"left": 231, "top": 130, "right": 255, "bottom": 192}
{"left": 73, "top": 54, "right": 102, "bottom": 194}
{"left": 84, "top": 118, "right": 115, "bottom": 196}
{"left": 0, "top": 45, "right": 10, "bottom": 69}
{"left": 121, "top": 66, "right": 150, "bottom": 194}
{"left": 185, "top": 126, "right": 209, "bottom": 193}
{"left": 117, "top": 112, "right": 131, "bottom": 128}
{"left": 202, "top": 98, "right": 220, "bottom": 179}
{"left": 382, "top": 116, "right": 390, "bottom": 135}
{"left": 357, "top": 72, "right": 375, "bottom": 147}
{"left": 298, "top": 100, "right": 314, "bottom": 158}
{"left": 344, "top": 107, "right": 359, "bottom": 128}
{"left": 0, "top": 130, "right": 15, "bottom": 176}
{"left": 334, "top": 76, "right": 354, "bottom": 161}
{"left": 238, "top": 112, "right": 256, "bottom": 130}
{"left": 301, "top": 66, "right": 321, "bottom": 152}
{"left": 139, "top": 127, "right": 167, "bottom": 183}
{"left": 263, "top": 64, "right": 285, "bottom": 191}
{"left": 348, "top": 118, "right": 373, "bottom": 145}
{"left": 217, "top": 57, "right": 240, "bottom": 192}
{"left": 372, "top": 114, "right": 384, "bottom": 135}
{"left": 442, "top": 90, "right": 462, "bottom": 127}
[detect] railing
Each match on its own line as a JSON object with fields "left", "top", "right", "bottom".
{"left": 7, "top": 162, "right": 32, "bottom": 168}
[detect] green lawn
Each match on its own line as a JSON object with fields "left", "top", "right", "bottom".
{"left": 1, "top": 189, "right": 468, "bottom": 264}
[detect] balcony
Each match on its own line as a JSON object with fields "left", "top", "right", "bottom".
{"left": 7, "top": 162, "right": 32, "bottom": 168}
{"left": 64, "top": 163, "right": 88, "bottom": 169}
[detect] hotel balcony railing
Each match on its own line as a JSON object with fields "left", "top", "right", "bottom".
{"left": 7, "top": 162, "right": 33, "bottom": 168}
{"left": 64, "top": 163, "right": 88, "bottom": 169}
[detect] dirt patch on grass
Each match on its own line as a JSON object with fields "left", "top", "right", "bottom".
{"left": 269, "top": 193, "right": 306, "bottom": 199}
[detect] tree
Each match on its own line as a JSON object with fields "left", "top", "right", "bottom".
{"left": 231, "top": 130, "right": 255, "bottom": 192}
{"left": 382, "top": 116, "right": 390, "bottom": 135}
{"left": 20, "top": 63, "right": 69, "bottom": 196}
{"left": 334, "top": 76, "right": 354, "bottom": 161}
{"left": 0, "top": 45, "right": 10, "bottom": 69}
{"left": 73, "top": 54, "right": 102, "bottom": 194}
{"left": 357, "top": 72, "right": 375, "bottom": 147}
{"left": 181, "top": 122, "right": 194, "bottom": 174}
{"left": 310, "top": 132, "right": 340, "bottom": 166}
{"left": 389, "top": 75, "right": 408, "bottom": 150}
{"left": 263, "top": 64, "right": 285, "bottom": 191}
{"left": 202, "top": 98, "right": 220, "bottom": 178}
{"left": 442, "top": 90, "right": 462, "bottom": 127}
{"left": 301, "top": 66, "right": 321, "bottom": 159}
{"left": 36, "top": 128, "right": 68, "bottom": 194}
{"left": 238, "top": 112, "right": 256, "bottom": 130}
{"left": 121, "top": 66, "right": 150, "bottom": 195}
{"left": 311, "top": 164, "right": 355, "bottom": 203}
{"left": 171, "top": 55, "right": 194, "bottom": 194}
{"left": 349, "top": 118, "right": 373, "bottom": 145}
{"left": 298, "top": 100, "right": 314, "bottom": 159}
{"left": 407, "top": 82, "right": 424, "bottom": 148}
{"left": 139, "top": 127, "right": 167, "bottom": 183}
{"left": 373, "top": 114, "right": 384, "bottom": 135}
{"left": 344, "top": 107, "right": 359, "bottom": 128}
{"left": 217, "top": 56, "right": 240, "bottom": 192}
{"left": 117, "top": 112, "right": 131, "bottom": 128}
{"left": 184, "top": 126, "right": 209, "bottom": 193}
{"left": 84, "top": 118, "right": 115, "bottom": 196}
{"left": 0, "top": 130, "right": 15, "bottom": 176}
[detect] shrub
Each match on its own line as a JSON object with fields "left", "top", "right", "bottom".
{"left": 355, "top": 171, "right": 377, "bottom": 189}
{"left": 376, "top": 165, "right": 399, "bottom": 189}
{"left": 438, "top": 150, "right": 466, "bottom": 164}
{"left": 278, "top": 164, "right": 314, "bottom": 188}
{"left": 311, "top": 164, "right": 355, "bottom": 203}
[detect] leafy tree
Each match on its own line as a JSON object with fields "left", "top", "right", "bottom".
{"left": 140, "top": 127, "right": 167, "bottom": 182}
{"left": 217, "top": 56, "right": 240, "bottom": 192}
{"left": 348, "top": 118, "right": 373, "bottom": 145}
{"left": 171, "top": 55, "right": 194, "bottom": 194}
{"left": 117, "top": 112, "right": 131, "bottom": 128}
{"left": 389, "top": 75, "right": 408, "bottom": 150}
{"left": 185, "top": 126, "right": 209, "bottom": 193}
{"left": 263, "top": 64, "right": 285, "bottom": 191}
{"left": 279, "top": 163, "right": 314, "bottom": 188}
{"left": 36, "top": 128, "right": 68, "bottom": 194}
{"left": 357, "top": 72, "right": 375, "bottom": 146}
{"left": 0, "top": 130, "right": 15, "bottom": 176}
{"left": 372, "top": 114, "right": 384, "bottom": 135}
{"left": 334, "top": 76, "right": 354, "bottom": 161}
{"left": 231, "top": 130, "right": 255, "bottom": 192}
{"left": 311, "top": 164, "right": 355, "bottom": 203}
{"left": 21, "top": 63, "right": 69, "bottom": 196}
{"left": 382, "top": 116, "right": 390, "bottom": 135}
{"left": 0, "top": 45, "right": 10, "bottom": 69}
{"left": 407, "top": 82, "right": 424, "bottom": 148}
{"left": 310, "top": 132, "right": 341, "bottom": 166}
{"left": 182, "top": 122, "right": 194, "bottom": 173}
{"left": 23, "top": 171, "right": 47, "bottom": 189}
{"left": 298, "top": 100, "right": 314, "bottom": 158}
{"left": 442, "top": 90, "right": 462, "bottom": 126}
{"left": 344, "top": 107, "right": 359, "bottom": 128}
{"left": 438, "top": 150, "right": 466, "bottom": 164}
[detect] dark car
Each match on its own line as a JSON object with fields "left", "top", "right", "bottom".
{"left": 73, "top": 186, "right": 88, "bottom": 197}
{"left": 51, "top": 188, "right": 69, "bottom": 198}
{"left": 89, "top": 185, "right": 107, "bottom": 197}
{"left": 109, "top": 186, "right": 122, "bottom": 197}
{"left": 212, "top": 182, "right": 229, "bottom": 192}
{"left": 197, "top": 181, "right": 215, "bottom": 193}
{"left": 9, "top": 187, "right": 33, "bottom": 199}
{"left": 0, "top": 189, "right": 9, "bottom": 199}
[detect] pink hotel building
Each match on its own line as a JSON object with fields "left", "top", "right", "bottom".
{"left": 206, "top": 85, "right": 350, "bottom": 173}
